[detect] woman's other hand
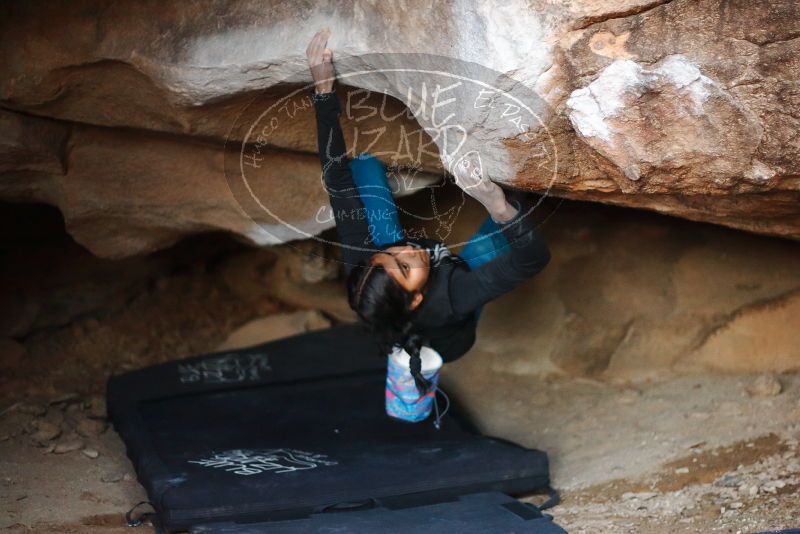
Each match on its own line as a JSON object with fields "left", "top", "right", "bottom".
{"left": 450, "top": 151, "right": 518, "bottom": 222}
{"left": 306, "top": 28, "right": 335, "bottom": 94}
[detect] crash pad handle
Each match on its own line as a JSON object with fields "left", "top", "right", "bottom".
{"left": 125, "top": 501, "right": 155, "bottom": 527}
{"left": 539, "top": 486, "right": 561, "bottom": 510}
{"left": 317, "top": 497, "right": 379, "bottom": 513}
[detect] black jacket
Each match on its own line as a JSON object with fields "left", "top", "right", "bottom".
{"left": 313, "top": 91, "right": 550, "bottom": 362}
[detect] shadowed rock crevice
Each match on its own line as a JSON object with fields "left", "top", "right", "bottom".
{"left": 688, "top": 287, "right": 800, "bottom": 354}
{"left": 570, "top": 0, "right": 677, "bottom": 31}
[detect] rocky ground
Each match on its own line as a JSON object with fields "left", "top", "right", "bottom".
{"left": 3, "top": 339, "right": 799, "bottom": 533}
{"left": 1, "top": 200, "right": 799, "bottom": 533}
{"left": 447, "top": 363, "right": 800, "bottom": 533}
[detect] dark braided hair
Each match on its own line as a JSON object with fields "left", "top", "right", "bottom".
{"left": 347, "top": 258, "right": 431, "bottom": 394}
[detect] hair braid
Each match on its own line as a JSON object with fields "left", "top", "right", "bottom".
{"left": 400, "top": 322, "right": 430, "bottom": 394}
{"left": 346, "top": 255, "right": 431, "bottom": 395}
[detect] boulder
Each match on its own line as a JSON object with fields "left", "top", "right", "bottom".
{"left": 552, "top": 0, "right": 800, "bottom": 239}
{"left": 75, "top": 417, "right": 108, "bottom": 438}
{"left": 52, "top": 439, "right": 84, "bottom": 454}
{"left": 30, "top": 420, "right": 61, "bottom": 444}
{"left": 0, "top": 0, "right": 798, "bottom": 257}
{"left": 745, "top": 374, "right": 783, "bottom": 398}
{"left": 215, "top": 310, "right": 332, "bottom": 351}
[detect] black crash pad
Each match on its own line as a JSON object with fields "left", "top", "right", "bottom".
{"left": 108, "top": 325, "right": 552, "bottom": 532}
{"left": 189, "top": 492, "right": 567, "bottom": 533}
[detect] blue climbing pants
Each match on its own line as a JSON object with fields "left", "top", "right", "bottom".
{"left": 350, "top": 153, "right": 509, "bottom": 269}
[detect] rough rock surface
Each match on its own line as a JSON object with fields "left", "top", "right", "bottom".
{"left": 1, "top": 0, "right": 799, "bottom": 256}
{"left": 215, "top": 310, "right": 331, "bottom": 351}
{"left": 444, "top": 199, "right": 800, "bottom": 380}
{"left": 565, "top": 55, "right": 764, "bottom": 185}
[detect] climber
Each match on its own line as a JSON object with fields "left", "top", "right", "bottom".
{"left": 307, "top": 29, "right": 550, "bottom": 405}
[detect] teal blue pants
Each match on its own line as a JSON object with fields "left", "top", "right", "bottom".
{"left": 350, "top": 153, "right": 509, "bottom": 269}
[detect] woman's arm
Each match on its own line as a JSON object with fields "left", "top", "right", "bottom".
{"left": 446, "top": 156, "right": 551, "bottom": 313}
{"left": 307, "top": 29, "right": 375, "bottom": 274}
{"left": 449, "top": 198, "right": 550, "bottom": 314}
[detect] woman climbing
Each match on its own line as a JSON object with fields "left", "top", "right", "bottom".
{"left": 307, "top": 29, "right": 550, "bottom": 422}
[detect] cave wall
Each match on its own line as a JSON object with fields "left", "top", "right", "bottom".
{"left": 1, "top": 0, "right": 799, "bottom": 257}
{"left": 463, "top": 201, "right": 800, "bottom": 380}
{"left": 4, "top": 196, "right": 798, "bottom": 386}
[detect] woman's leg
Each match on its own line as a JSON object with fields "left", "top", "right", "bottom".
{"left": 349, "top": 153, "right": 405, "bottom": 246}
{"left": 460, "top": 215, "right": 510, "bottom": 270}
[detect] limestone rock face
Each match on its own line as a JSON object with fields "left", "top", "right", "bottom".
{"left": 566, "top": 55, "right": 764, "bottom": 185}
{"left": 1, "top": 0, "right": 798, "bottom": 256}
{"left": 550, "top": 0, "right": 800, "bottom": 240}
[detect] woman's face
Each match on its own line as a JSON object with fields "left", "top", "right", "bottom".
{"left": 370, "top": 245, "right": 430, "bottom": 294}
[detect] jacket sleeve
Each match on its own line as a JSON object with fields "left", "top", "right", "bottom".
{"left": 449, "top": 197, "right": 550, "bottom": 315}
{"left": 312, "top": 91, "right": 376, "bottom": 274}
